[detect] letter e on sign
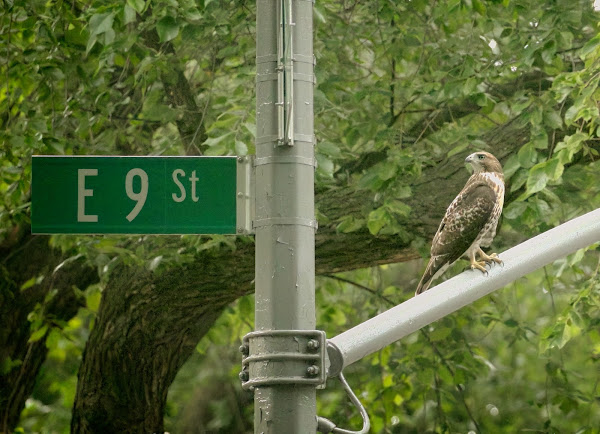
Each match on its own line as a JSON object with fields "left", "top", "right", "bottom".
{"left": 77, "top": 169, "right": 98, "bottom": 222}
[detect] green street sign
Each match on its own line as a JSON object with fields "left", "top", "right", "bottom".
{"left": 32, "top": 156, "right": 253, "bottom": 235}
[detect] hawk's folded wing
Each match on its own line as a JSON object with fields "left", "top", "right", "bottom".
{"left": 415, "top": 181, "right": 497, "bottom": 294}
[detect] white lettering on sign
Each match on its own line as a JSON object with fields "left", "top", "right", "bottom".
{"left": 189, "top": 170, "right": 199, "bottom": 202}
{"left": 171, "top": 169, "right": 199, "bottom": 203}
{"left": 125, "top": 168, "right": 148, "bottom": 222}
{"left": 77, "top": 169, "right": 98, "bottom": 222}
{"left": 172, "top": 169, "right": 186, "bottom": 202}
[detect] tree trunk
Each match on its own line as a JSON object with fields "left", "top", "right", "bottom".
{"left": 70, "top": 246, "right": 254, "bottom": 433}
{"left": 1, "top": 235, "right": 97, "bottom": 432}
{"left": 69, "top": 118, "right": 530, "bottom": 432}
{"left": 0, "top": 114, "right": 530, "bottom": 432}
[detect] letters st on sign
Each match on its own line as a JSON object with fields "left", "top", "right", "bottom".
{"left": 31, "top": 156, "right": 253, "bottom": 235}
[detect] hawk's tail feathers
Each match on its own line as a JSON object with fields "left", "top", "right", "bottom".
{"left": 415, "top": 277, "right": 432, "bottom": 295}
{"left": 415, "top": 255, "right": 450, "bottom": 296}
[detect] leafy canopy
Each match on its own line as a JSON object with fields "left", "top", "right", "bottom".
{"left": 1, "top": 0, "right": 599, "bottom": 432}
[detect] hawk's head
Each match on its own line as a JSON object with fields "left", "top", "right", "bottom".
{"left": 465, "top": 151, "right": 502, "bottom": 175}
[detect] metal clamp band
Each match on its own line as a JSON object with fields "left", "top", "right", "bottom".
{"left": 255, "top": 134, "right": 315, "bottom": 145}
{"left": 293, "top": 72, "right": 316, "bottom": 84}
{"left": 256, "top": 54, "right": 278, "bottom": 64}
{"left": 253, "top": 217, "right": 318, "bottom": 229}
{"left": 256, "top": 72, "right": 279, "bottom": 83}
{"left": 255, "top": 135, "right": 280, "bottom": 145}
{"left": 293, "top": 133, "right": 315, "bottom": 144}
{"left": 240, "top": 330, "right": 327, "bottom": 390}
{"left": 257, "top": 54, "right": 315, "bottom": 65}
{"left": 293, "top": 54, "right": 316, "bottom": 65}
{"left": 243, "top": 352, "right": 320, "bottom": 363}
{"left": 254, "top": 156, "right": 317, "bottom": 167}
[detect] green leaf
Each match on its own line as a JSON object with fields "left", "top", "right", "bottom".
{"left": 541, "top": 40, "right": 556, "bottom": 64}
{"left": 244, "top": 122, "right": 256, "bottom": 138}
{"left": 545, "top": 158, "right": 564, "bottom": 181}
{"left": 358, "top": 170, "right": 385, "bottom": 191}
{"left": 543, "top": 109, "right": 563, "bottom": 129}
{"left": 87, "top": 12, "right": 115, "bottom": 53}
{"left": 202, "top": 132, "right": 234, "bottom": 148}
{"left": 124, "top": 4, "right": 137, "bottom": 24}
{"left": 148, "top": 255, "right": 163, "bottom": 271}
{"left": 336, "top": 216, "right": 365, "bottom": 233}
{"left": 182, "top": 7, "right": 202, "bottom": 21}
{"left": 367, "top": 207, "right": 390, "bottom": 235}
{"left": 560, "top": 316, "right": 581, "bottom": 348}
{"left": 517, "top": 143, "right": 537, "bottom": 168}
{"left": 238, "top": 295, "right": 252, "bottom": 318}
{"left": 0, "top": 356, "right": 22, "bottom": 375}
{"left": 141, "top": 100, "right": 179, "bottom": 122}
{"left": 568, "top": 248, "right": 585, "bottom": 266}
{"left": 316, "top": 154, "right": 334, "bottom": 177}
{"left": 531, "top": 130, "right": 548, "bottom": 149}
{"left": 86, "top": 35, "right": 98, "bottom": 54}
{"left": 385, "top": 200, "right": 411, "bottom": 218}
{"left": 45, "top": 328, "right": 61, "bottom": 350}
{"left": 86, "top": 289, "right": 102, "bottom": 313}
{"left": 579, "top": 33, "right": 600, "bottom": 59}
{"left": 472, "top": 0, "right": 486, "bottom": 15}
{"left": 89, "top": 12, "right": 115, "bottom": 37}
{"left": 504, "top": 201, "right": 528, "bottom": 219}
{"left": 394, "top": 185, "right": 412, "bottom": 199}
{"left": 127, "top": 0, "right": 146, "bottom": 13}
{"left": 28, "top": 324, "right": 49, "bottom": 343}
{"left": 429, "top": 327, "right": 452, "bottom": 341}
{"left": 157, "top": 16, "right": 180, "bottom": 43}
{"left": 565, "top": 96, "right": 588, "bottom": 124}
{"left": 524, "top": 157, "right": 564, "bottom": 198}
{"left": 564, "top": 132, "right": 587, "bottom": 153}
{"left": 314, "top": 5, "right": 327, "bottom": 23}
{"left": 20, "top": 276, "right": 39, "bottom": 291}
{"left": 503, "top": 154, "right": 520, "bottom": 179}
{"left": 318, "top": 141, "right": 342, "bottom": 158}
{"left": 329, "top": 308, "right": 347, "bottom": 326}
{"left": 525, "top": 164, "right": 548, "bottom": 195}
{"left": 53, "top": 253, "right": 83, "bottom": 273}
{"left": 447, "top": 142, "right": 469, "bottom": 158}
{"left": 377, "top": 162, "right": 397, "bottom": 181}
{"left": 235, "top": 140, "right": 248, "bottom": 155}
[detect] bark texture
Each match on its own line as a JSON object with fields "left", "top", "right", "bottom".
{"left": 68, "top": 118, "right": 530, "bottom": 433}
{"left": 70, "top": 246, "right": 253, "bottom": 433}
{"left": 0, "top": 115, "right": 530, "bottom": 433}
{"left": 1, "top": 235, "right": 97, "bottom": 432}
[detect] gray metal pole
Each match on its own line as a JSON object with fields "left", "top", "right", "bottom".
{"left": 328, "top": 207, "right": 600, "bottom": 376}
{"left": 254, "top": 0, "right": 316, "bottom": 432}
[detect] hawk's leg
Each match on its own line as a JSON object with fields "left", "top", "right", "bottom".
{"left": 477, "top": 248, "right": 503, "bottom": 265}
{"left": 469, "top": 250, "right": 488, "bottom": 274}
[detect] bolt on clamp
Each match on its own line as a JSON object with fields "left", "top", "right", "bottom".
{"left": 239, "top": 330, "right": 327, "bottom": 390}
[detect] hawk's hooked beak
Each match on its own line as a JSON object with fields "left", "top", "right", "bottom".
{"left": 465, "top": 153, "right": 478, "bottom": 173}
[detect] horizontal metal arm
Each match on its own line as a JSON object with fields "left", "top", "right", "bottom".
{"left": 327, "top": 207, "right": 600, "bottom": 376}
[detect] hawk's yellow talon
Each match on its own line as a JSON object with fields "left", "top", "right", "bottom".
{"left": 414, "top": 152, "right": 504, "bottom": 295}
{"left": 477, "top": 248, "right": 503, "bottom": 265}
{"left": 470, "top": 260, "right": 488, "bottom": 274}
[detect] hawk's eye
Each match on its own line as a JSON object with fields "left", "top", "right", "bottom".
{"left": 478, "top": 154, "right": 485, "bottom": 160}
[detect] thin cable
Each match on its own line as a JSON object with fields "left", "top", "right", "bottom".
{"left": 316, "top": 371, "right": 370, "bottom": 434}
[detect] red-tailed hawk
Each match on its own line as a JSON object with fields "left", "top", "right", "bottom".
{"left": 415, "top": 151, "right": 505, "bottom": 295}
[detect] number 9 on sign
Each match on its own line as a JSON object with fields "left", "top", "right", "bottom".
{"left": 125, "top": 168, "right": 148, "bottom": 222}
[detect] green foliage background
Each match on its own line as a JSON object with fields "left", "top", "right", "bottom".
{"left": 1, "top": 0, "right": 600, "bottom": 432}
